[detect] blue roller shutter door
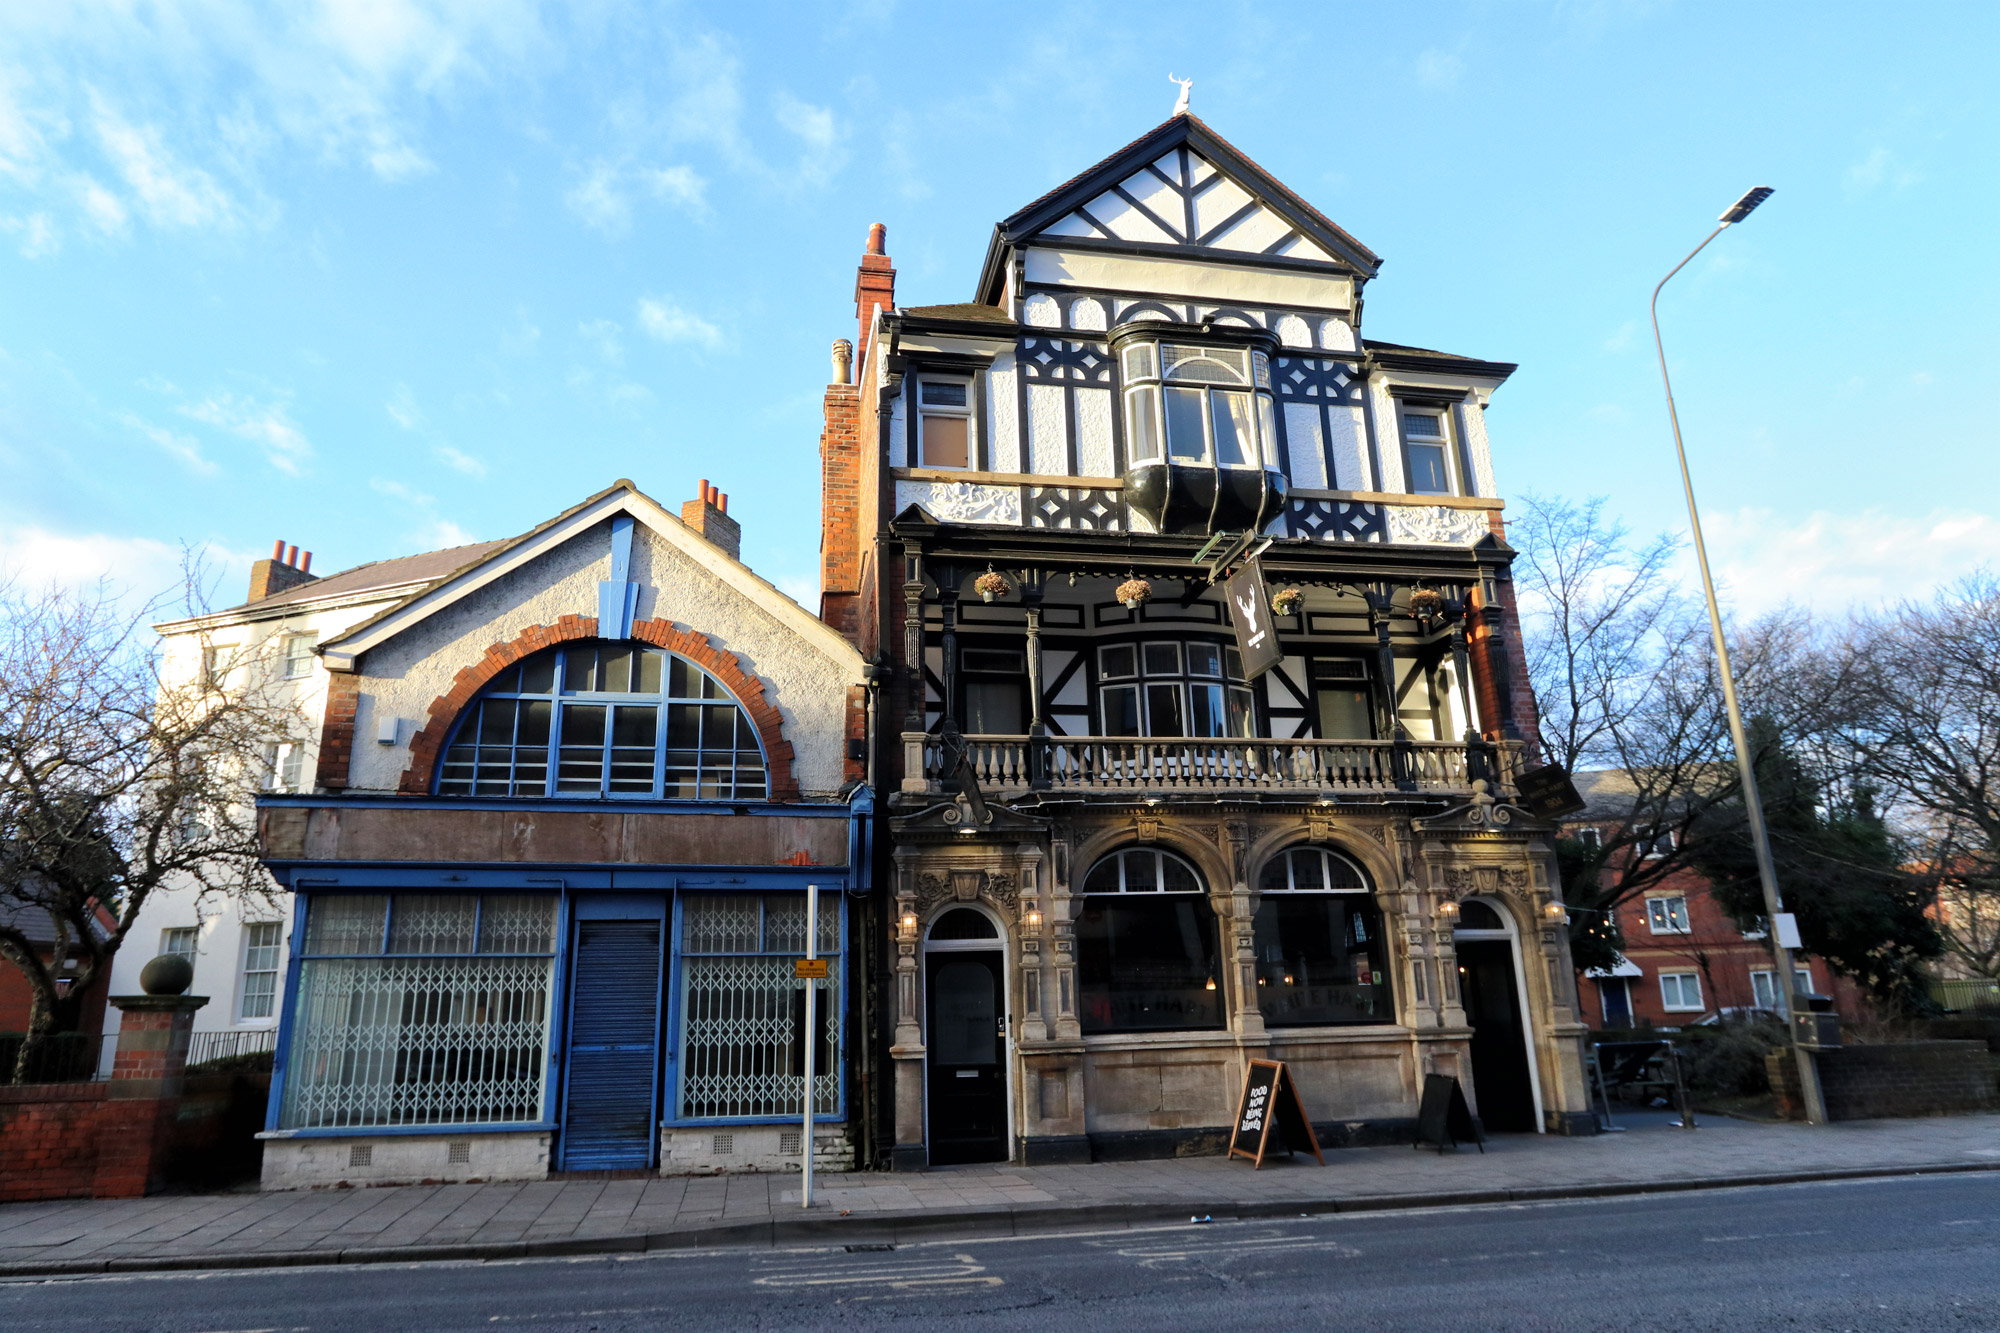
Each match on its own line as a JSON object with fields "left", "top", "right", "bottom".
{"left": 560, "top": 919, "right": 664, "bottom": 1170}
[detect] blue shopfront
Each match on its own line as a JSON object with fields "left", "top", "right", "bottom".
{"left": 256, "top": 791, "right": 870, "bottom": 1178}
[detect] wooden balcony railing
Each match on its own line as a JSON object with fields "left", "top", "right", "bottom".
{"left": 906, "top": 733, "right": 1520, "bottom": 797}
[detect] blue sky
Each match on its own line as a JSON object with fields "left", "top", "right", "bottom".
{"left": 2, "top": 2, "right": 1994, "bottom": 618}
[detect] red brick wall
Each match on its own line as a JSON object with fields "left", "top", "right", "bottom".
{"left": 314, "top": 669, "right": 361, "bottom": 790}
{"left": 1467, "top": 568, "right": 1541, "bottom": 761}
{"left": 820, "top": 382, "right": 863, "bottom": 641}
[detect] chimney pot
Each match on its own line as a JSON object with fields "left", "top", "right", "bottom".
{"left": 718, "top": 492, "right": 727, "bottom": 513}
{"left": 285, "top": 544, "right": 299, "bottom": 567}
{"left": 272, "top": 539, "right": 286, "bottom": 560}
{"left": 866, "top": 222, "right": 886, "bottom": 256}
{"left": 300, "top": 551, "right": 313, "bottom": 574}
{"left": 831, "top": 338, "right": 854, "bottom": 386}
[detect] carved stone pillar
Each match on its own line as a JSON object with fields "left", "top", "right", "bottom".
{"left": 888, "top": 847, "right": 926, "bottom": 1168}
{"left": 1049, "top": 836, "right": 1080, "bottom": 1041}
{"left": 1017, "top": 844, "right": 1047, "bottom": 1043}
{"left": 1229, "top": 880, "right": 1264, "bottom": 1039}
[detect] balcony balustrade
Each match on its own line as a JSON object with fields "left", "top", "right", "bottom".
{"left": 905, "top": 732, "right": 1520, "bottom": 798}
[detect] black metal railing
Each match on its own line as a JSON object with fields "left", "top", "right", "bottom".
{"left": 0, "top": 1031, "right": 107, "bottom": 1084}
{"left": 187, "top": 1028, "right": 278, "bottom": 1068}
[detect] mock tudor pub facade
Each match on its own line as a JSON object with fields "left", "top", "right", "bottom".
{"left": 820, "top": 113, "right": 1592, "bottom": 1167}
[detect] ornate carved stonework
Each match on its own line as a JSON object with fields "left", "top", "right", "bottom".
{"left": 1306, "top": 812, "right": 1333, "bottom": 843}
{"left": 982, "top": 870, "right": 1019, "bottom": 910}
{"left": 916, "top": 872, "right": 952, "bottom": 914}
{"left": 1135, "top": 812, "right": 1160, "bottom": 843}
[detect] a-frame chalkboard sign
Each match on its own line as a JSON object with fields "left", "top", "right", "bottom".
{"left": 1227, "top": 1059, "right": 1325, "bottom": 1169}
{"left": 1414, "top": 1073, "right": 1486, "bottom": 1154}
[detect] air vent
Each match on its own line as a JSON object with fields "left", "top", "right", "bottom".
{"left": 348, "top": 1144, "right": 373, "bottom": 1168}
{"left": 780, "top": 1130, "right": 803, "bottom": 1156}
{"left": 448, "top": 1141, "right": 471, "bottom": 1165}
{"left": 712, "top": 1133, "right": 734, "bottom": 1154}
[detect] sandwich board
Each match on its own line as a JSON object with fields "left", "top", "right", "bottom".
{"left": 1227, "top": 1059, "right": 1325, "bottom": 1169}
{"left": 1414, "top": 1072, "right": 1485, "bottom": 1154}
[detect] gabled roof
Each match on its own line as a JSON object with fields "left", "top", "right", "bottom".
{"left": 240, "top": 541, "right": 512, "bottom": 613}
{"left": 978, "top": 114, "right": 1380, "bottom": 303}
{"left": 317, "top": 480, "right": 865, "bottom": 679}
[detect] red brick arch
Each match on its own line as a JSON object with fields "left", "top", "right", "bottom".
{"left": 398, "top": 615, "right": 799, "bottom": 800}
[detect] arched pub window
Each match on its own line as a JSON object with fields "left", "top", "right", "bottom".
{"left": 435, "top": 640, "right": 766, "bottom": 799}
{"left": 1075, "top": 848, "right": 1224, "bottom": 1033}
{"left": 1252, "top": 847, "right": 1393, "bottom": 1026}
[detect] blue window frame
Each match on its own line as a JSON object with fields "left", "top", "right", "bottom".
{"left": 436, "top": 640, "right": 767, "bottom": 800}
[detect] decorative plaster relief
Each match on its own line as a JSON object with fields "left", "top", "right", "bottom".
{"left": 1386, "top": 505, "right": 1489, "bottom": 546}
{"left": 894, "top": 481, "right": 1022, "bottom": 526}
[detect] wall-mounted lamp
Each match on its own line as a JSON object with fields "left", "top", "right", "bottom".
{"left": 1543, "top": 900, "right": 1569, "bottom": 924}
{"left": 1024, "top": 908, "right": 1043, "bottom": 930}
{"left": 899, "top": 910, "right": 918, "bottom": 939}
{"left": 1437, "top": 899, "right": 1461, "bottom": 924}
{"left": 1205, "top": 977, "right": 1217, "bottom": 991}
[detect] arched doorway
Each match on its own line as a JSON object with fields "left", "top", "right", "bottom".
{"left": 924, "top": 906, "right": 1009, "bottom": 1165}
{"left": 1452, "top": 897, "right": 1545, "bottom": 1134}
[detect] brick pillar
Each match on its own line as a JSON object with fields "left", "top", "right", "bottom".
{"left": 98, "top": 994, "right": 208, "bottom": 1197}
{"left": 820, "top": 377, "right": 863, "bottom": 639}
{"left": 315, "top": 669, "right": 359, "bottom": 790}
{"left": 854, "top": 223, "right": 896, "bottom": 372}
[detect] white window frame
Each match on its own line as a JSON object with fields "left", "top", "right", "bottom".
{"left": 1751, "top": 967, "right": 1815, "bottom": 1010}
{"left": 238, "top": 920, "right": 284, "bottom": 1023}
{"left": 1397, "top": 407, "right": 1459, "bottom": 497}
{"left": 915, "top": 377, "right": 973, "bottom": 470}
{"left": 1574, "top": 826, "right": 1603, "bottom": 850}
{"left": 161, "top": 926, "right": 198, "bottom": 960}
{"left": 1119, "top": 340, "right": 1276, "bottom": 471}
{"left": 1659, "top": 971, "right": 1703, "bottom": 1012}
{"left": 263, "top": 741, "right": 308, "bottom": 792}
{"left": 201, "top": 643, "right": 235, "bottom": 688}
{"left": 1638, "top": 826, "right": 1678, "bottom": 858}
{"left": 282, "top": 632, "right": 318, "bottom": 680}
{"left": 1645, "top": 895, "right": 1691, "bottom": 935}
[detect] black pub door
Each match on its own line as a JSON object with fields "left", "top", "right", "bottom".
{"left": 925, "top": 952, "right": 1007, "bottom": 1165}
{"left": 1456, "top": 940, "right": 1537, "bottom": 1133}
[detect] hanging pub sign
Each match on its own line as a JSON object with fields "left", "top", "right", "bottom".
{"left": 1515, "top": 764, "right": 1587, "bottom": 819}
{"left": 1224, "top": 556, "right": 1284, "bottom": 683}
{"left": 1227, "top": 1059, "right": 1325, "bottom": 1169}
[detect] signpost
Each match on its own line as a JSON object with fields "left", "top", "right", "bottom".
{"left": 800, "top": 884, "right": 818, "bottom": 1210}
{"left": 1414, "top": 1073, "right": 1485, "bottom": 1154}
{"left": 1226, "top": 1059, "right": 1324, "bottom": 1169}
{"left": 1224, "top": 556, "right": 1284, "bottom": 683}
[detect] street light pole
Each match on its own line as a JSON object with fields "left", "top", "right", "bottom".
{"left": 1650, "top": 186, "right": 1826, "bottom": 1125}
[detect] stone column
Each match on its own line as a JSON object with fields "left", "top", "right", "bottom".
{"left": 99, "top": 992, "right": 209, "bottom": 1197}
{"left": 888, "top": 849, "right": 927, "bottom": 1170}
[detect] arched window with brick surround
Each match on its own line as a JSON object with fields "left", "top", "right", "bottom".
{"left": 435, "top": 640, "right": 767, "bottom": 800}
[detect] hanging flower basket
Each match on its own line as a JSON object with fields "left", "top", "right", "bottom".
{"left": 1408, "top": 588, "right": 1445, "bottom": 622}
{"left": 1116, "top": 577, "right": 1153, "bottom": 609}
{"left": 974, "top": 571, "right": 1012, "bottom": 603}
{"left": 1270, "top": 587, "right": 1303, "bottom": 617}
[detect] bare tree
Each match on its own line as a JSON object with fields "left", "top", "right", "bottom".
{"left": 0, "top": 568, "right": 304, "bottom": 1082}
{"left": 1829, "top": 572, "right": 2000, "bottom": 981}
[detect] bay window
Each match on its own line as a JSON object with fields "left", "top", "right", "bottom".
{"left": 1097, "top": 638, "right": 1253, "bottom": 738}
{"left": 1122, "top": 342, "right": 1278, "bottom": 469}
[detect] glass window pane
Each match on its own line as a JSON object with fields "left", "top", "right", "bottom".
{"left": 478, "top": 895, "right": 557, "bottom": 954}
{"left": 1226, "top": 687, "right": 1254, "bottom": 737}
{"left": 1187, "top": 643, "right": 1221, "bottom": 677}
{"left": 1101, "top": 684, "right": 1141, "bottom": 737}
{"left": 1318, "top": 686, "right": 1374, "bottom": 739}
{"left": 518, "top": 699, "right": 552, "bottom": 747}
{"left": 1100, "top": 645, "right": 1137, "bottom": 679}
{"left": 1082, "top": 857, "right": 1122, "bottom": 892}
{"left": 563, "top": 646, "right": 598, "bottom": 693}
{"left": 303, "top": 895, "right": 388, "bottom": 955}
{"left": 1252, "top": 351, "right": 1271, "bottom": 389}
{"left": 1403, "top": 413, "right": 1443, "bottom": 438}
{"left": 388, "top": 895, "right": 479, "bottom": 954}
{"left": 667, "top": 702, "right": 701, "bottom": 749}
{"left": 635, "top": 650, "right": 662, "bottom": 694}
{"left": 1292, "top": 851, "right": 1324, "bottom": 891}
{"left": 476, "top": 699, "right": 515, "bottom": 744}
{"left": 702, "top": 704, "right": 739, "bottom": 749}
{"left": 1159, "top": 855, "right": 1200, "bottom": 894}
{"left": 922, "top": 415, "right": 969, "bottom": 468}
{"left": 519, "top": 654, "right": 556, "bottom": 694}
{"left": 1145, "top": 683, "right": 1184, "bottom": 737}
{"left": 1125, "top": 387, "right": 1161, "bottom": 463}
{"left": 1141, "top": 642, "right": 1180, "bottom": 675}
{"left": 965, "top": 681, "right": 1024, "bottom": 734}
{"left": 1189, "top": 683, "right": 1222, "bottom": 737}
{"left": 612, "top": 704, "right": 657, "bottom": 748}
{"left": 1077, "top": 897, "right": 1224, "bottom": 1033}
{"left": 1256, "top": 394, "right": 1278, "bottom": 469}
{"left": 602, "top": 648, "right": 632, "bottom": 694}
{"left": 920, "top": 381, "right": 968, "bottom": 407}
{"left": 1164, "top": 386, "right": 1207, "bottom": 461}
{"left": 668, "top": 656, "right": 696, "bottom": 699}
{"left": 1122, "top": 344, "right": 1156, "bottom": 381}
{"left": 558, "top": 704, "right": 607, "bottom": 792}
{"left": 1252, "top": 892, "right": 1392, "bottom": 1026}
{"left": 1210, "top": 390, "right": 1256, "bottom": 467}
{"left": 1163, "top": 345, "right": 1246, "bottom": 385}
{"left": 1408, "top": 442, "right": 1450, "bottom": 494}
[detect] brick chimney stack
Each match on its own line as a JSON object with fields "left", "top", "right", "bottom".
{"left": 247, "top": 539, "right": 317, "bottom": 603}
{"left": 681, "top": 480, "right": 742, "bottom": 560}
{"left": 854, "top": 221, "right": 895, "bottom": 369}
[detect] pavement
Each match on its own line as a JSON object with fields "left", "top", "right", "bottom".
{"left": 3, "top": 1109, "right": 1998, "bottom": 1278}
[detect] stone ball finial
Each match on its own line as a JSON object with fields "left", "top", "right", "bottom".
{"left": 139, "top": 953, "right": 194, "bottom": 996}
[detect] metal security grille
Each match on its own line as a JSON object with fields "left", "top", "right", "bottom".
{"left": 279, "top": 894, "right": 557, "bottom": 1130}
{"left": 677, "top": 894, "right": 840, "bottom": 1121}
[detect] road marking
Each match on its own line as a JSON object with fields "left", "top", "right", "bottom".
{"left": 752, "top": 1252, "right": 998, "bottom": 1292}
{"left": 1701, "top": 1230, "right": 1829, "bottom": 1243}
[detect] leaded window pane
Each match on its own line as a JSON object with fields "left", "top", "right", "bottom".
{"left": 1162, "top": 344, "right": 1247, "bottom": 384}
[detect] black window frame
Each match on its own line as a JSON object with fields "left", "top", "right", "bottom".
{"left": 1251, "top": 846, "right": 1395, "bottom": 1028}
{"left": 1075, "top": 848, "right": 1225, "bottom": 1035}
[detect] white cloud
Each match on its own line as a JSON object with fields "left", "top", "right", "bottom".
{"left": 1416, "top": 49, "right": 1464, "bottom": 89}
{"left": 89, "top": 92, "right": 237, "bottom": 230}
{"left": 434, "top": 444, "right": 486, "bottom": 477}
{"left": 0, "top": 524, "right": 252, "bottom": 608}
{"left": 1, "top": 210, "right": 57, "bottom": 257}
{"left": 637, "top": 296, "right": 722, "bottom": 349}
{"left": 386, "top": 384, "right": 423, "bottom": 430}
{"left": 642, "top": 163, "right": 707, "bottom": 213}
{"left": 369, "top": 476, "right": 435, "bottom": 507}
{"left": 566, "top": 161, "right": 631, "bottom": 233}
{"left": 578, "top": 318, "right": 624, "bottom": 366}
{"left": 1699, "top": 506, "right": 2000, "bottom": 617}
{"left": 70, "top": 174, "right": 127, "bottom": 234}
{"left": 773, "top": 93, "right": 836, "bottom": 151}
{"left": 1846, "top": 146, "right": 1921, "bottom": 193}
{"left": 177, "top": 391, "right": 313, "bottom": 473}
{"left": 117, "top": 410, "right": 217, "bottom": 475}
{"left": 417, "top": 518, "right": 477, "bottom": 549}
